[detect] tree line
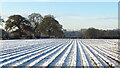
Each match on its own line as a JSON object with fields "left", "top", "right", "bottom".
{"left": 82, "top": 28, "right": 120, "bottom": 39}
{"left": 0, "top": 13, "right": 64, "bottom": 39}
{"left": 64, "top": 28, "right": 120, "bottom": 39}
{"left": 0, "top": 13, "right": 119, "bottom": 39}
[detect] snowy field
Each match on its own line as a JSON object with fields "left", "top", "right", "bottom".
{"left": 0, "top": 39, "right": 119, "bottom": 67}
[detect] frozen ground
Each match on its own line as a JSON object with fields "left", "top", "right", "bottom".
{"left": 0, "top": 39, "right": 119, "bottom": 67}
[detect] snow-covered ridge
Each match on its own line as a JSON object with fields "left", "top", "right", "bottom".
{"left": 0, "top": 39, "right": 119, "bottom": 67}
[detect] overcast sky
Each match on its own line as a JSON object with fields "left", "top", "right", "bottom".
{"left": 0, "top": 2, "right": 118, "bottom": 30}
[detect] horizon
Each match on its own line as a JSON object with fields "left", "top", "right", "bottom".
{"left": 0, "top": 2, "right": 118, "bottom": 31}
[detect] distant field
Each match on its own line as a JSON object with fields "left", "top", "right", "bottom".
{"left": 0, "top": 39, "right": 119, "bottom": 67}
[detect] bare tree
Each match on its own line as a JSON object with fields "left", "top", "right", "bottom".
{"left": 28, "top": 13, "right": 43, "bottom": 38}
